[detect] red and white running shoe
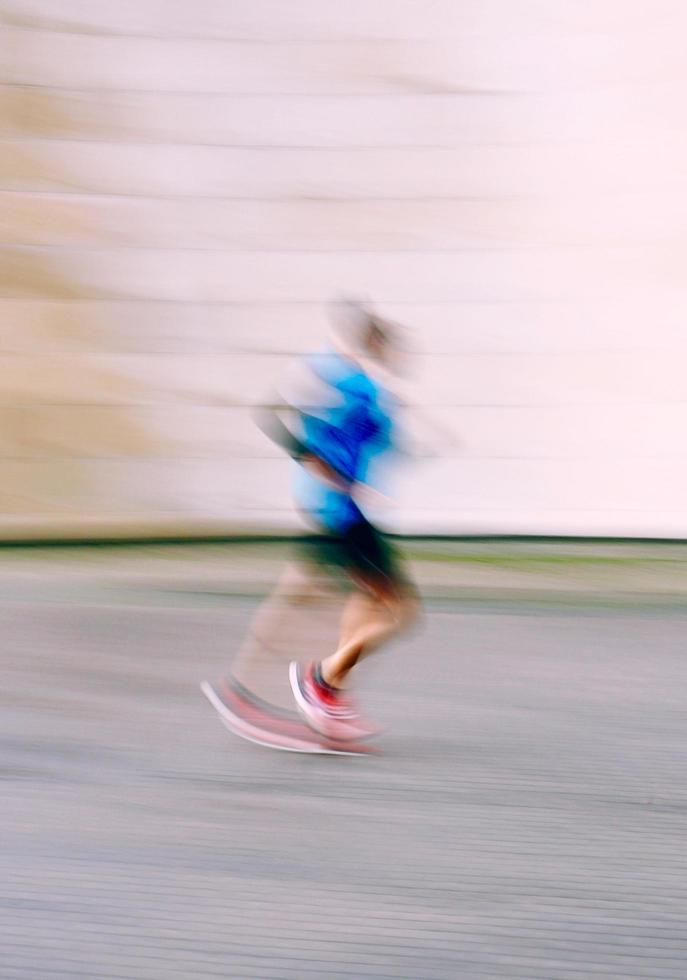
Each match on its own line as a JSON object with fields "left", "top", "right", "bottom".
{"left": 200, "top": 677, "right": 376, "bottom": 755}
{"left": 289, "top": 661, "right": 381, "bottom": 742}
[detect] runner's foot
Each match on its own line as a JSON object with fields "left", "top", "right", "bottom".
{"left": 289, "top": 660, "right": 381, "bottom": 741}
{"left": 200, "top": 679, "right": 377, "bottom": 755}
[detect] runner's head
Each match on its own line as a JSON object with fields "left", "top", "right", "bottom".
{"left": 329, "top": 297, "right": 406, "bottom": 371}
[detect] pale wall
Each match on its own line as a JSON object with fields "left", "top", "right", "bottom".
{"left": 1, "top": 0, "right": 686, "bottom": 537}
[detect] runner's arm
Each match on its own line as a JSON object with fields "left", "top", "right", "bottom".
{"left": 253, "top": 401, "right": 352, "bottom": 491}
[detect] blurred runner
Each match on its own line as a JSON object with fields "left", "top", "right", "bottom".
{"left": 206, "top": 299, "right": 420, "bottom": 748}
{"left": 259, "top": 299, "right": 420, "bottom": 741}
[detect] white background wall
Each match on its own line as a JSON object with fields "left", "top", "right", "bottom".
{"left": 1, "top": 0, "right": 686, "bottom": 536}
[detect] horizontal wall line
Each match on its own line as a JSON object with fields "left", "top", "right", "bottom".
{"left": 0, "top": 190, "right": 566, "bottom": 203}
{"left": 0, "top": 80, "right": 509, "bottom": 98}
{"left": 0, "top": 23, "right": 593, "bottom": 45}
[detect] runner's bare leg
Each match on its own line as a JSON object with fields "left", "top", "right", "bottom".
{"left": 231, "top": 561, "right": 339, "bottom": 707}
{"left": 320, "top": 586, "right": 419, "bottom": 689}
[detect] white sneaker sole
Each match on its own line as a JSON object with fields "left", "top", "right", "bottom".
{"left": 201, "top": 681, "right": 370, "bottom": 756}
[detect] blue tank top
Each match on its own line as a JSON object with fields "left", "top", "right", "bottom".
{"left": 292, "top": 352, "right": 394, "bottom": 532}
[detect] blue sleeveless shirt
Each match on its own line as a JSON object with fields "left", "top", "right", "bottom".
{"left": 292, "top": 351, "right": 394, "bottom": 532}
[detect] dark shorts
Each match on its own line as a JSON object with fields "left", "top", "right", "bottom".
{"left": 300, "top": 518, "right": 415, "bottom": 600}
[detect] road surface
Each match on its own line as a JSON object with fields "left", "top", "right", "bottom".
{"left": 3, "top": 574, "right": 686, "bottom": 978}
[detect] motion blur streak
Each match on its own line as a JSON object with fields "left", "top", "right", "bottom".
{"left": 2, "top": 3, "right": 687, "bottom": 980}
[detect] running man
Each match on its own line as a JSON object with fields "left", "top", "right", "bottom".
{"left": 258, "top": 299, "right": 420, "bottom": 741}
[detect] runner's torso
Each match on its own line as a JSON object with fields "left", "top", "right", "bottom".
{"left": 288, "top": 350, "right": 395, "bottom": 532}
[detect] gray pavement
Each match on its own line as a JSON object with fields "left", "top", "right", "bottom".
{"left": 2, "top": 550, "right": 687, "bottom": 979}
